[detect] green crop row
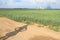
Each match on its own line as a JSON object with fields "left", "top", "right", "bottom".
{"left": 0, "top": 9, "right": 60, "bottom": 31}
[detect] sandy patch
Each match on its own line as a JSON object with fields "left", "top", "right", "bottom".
{"left": 0, "top": 17, "right": 60, "bottom": 40}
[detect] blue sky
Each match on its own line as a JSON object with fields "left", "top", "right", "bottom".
{"left": 0, "top": 0, "right": 60, "bottom": 9}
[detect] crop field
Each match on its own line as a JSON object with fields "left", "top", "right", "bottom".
{"left": 0, "top": 9, "right": 60, "bottom": 31}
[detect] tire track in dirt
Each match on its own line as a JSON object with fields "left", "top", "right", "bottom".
{"left": 0, "top": 17, "right": 60, "bottom": 40}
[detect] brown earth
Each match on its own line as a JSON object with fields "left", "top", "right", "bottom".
{"left": 29, "top": 36, "right": 58, "bottom": 40}
{"left": 0, "top": 17, "right": 60, "bottom": 40}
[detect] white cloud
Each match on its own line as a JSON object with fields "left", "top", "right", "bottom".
{"left": 6, "top": 0, "right": 15, "bottom": 7}
{"left": 0, "top": 0, "right": 57, "bottom": 8}
{"left": 47, "top": 0, "right": 56, "bottom": 2}
{"left": 24, "top": 0, "right": 56, "bottom": 4}
{"left": 24, "top": 0, "right": 45, "bottom": 4}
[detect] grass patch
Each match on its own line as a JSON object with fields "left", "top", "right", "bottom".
{"left": 0, "top": 9, "right": 60, "bottom": 31}
{"left": 48, "top": 25, "right": 60, "bottom": 32}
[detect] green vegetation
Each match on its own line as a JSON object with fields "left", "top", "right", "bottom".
{"left": 0, "top": 9, "right": 60, "bottom": 31}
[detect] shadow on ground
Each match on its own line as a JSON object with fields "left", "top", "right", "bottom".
{"left": 0, "top": 25, "right": 28, "bottom": 40}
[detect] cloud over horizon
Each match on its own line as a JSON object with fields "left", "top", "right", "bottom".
{"left": 0, "top": 0, "right": 60, "bottom": 8}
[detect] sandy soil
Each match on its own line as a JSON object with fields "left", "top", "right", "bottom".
{"left": 0, "top": 17, "right": 60, "bottom": 40}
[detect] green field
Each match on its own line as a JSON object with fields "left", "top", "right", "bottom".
{"left": 0, "top": 9, "right": 60, "bottom": 31}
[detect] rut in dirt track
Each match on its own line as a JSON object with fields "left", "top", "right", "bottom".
{"left": 0, "top": 17, "right": 60, "bottom": 40}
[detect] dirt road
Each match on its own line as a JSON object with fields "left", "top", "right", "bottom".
{"left": 0, "top": 17, "right": 60, "bottom": 40}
